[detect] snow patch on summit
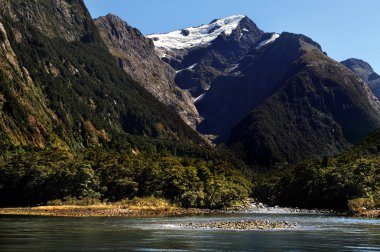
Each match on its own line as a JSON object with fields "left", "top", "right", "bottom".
{"left": 147, "top": 15, "right": 245, "bottom": 53}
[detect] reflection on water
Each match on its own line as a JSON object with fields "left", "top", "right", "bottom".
{"left": 0, "top": 213, "right": 379, "bottom": 251}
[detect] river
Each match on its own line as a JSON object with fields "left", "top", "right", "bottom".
{"left": 1, "top": 211, "right": 379, "bottom": 251}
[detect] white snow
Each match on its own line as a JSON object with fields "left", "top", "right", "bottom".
{"left": 243, "top": 28, "right": 249, "bottom": 32}
{"left": 228, "top": 64, "right": 239, "bottom": 72}
{"left": 193, "top": 93, "right": 206, "bottom": 103}
{"left": 176, "top": 63, "right": 198, "bottom": 73}
{"left": 187, "top": 63, "right": 198, "bottom": 70}
{"left": 256, "top": 33, "right": 280, "bottom": 49}
{"left": 147, "top": 15, "right": 245, "bottom": 53}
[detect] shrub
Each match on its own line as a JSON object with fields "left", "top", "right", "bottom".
{"left": 348, "top": 198, "right": 376, "bottom": 213}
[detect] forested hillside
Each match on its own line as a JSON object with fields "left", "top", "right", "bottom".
{"left": 254, "top": 129, "right": 380, "bottom": 210}
{"left": 0, "top": 0, "right": 203, "bottom": 150}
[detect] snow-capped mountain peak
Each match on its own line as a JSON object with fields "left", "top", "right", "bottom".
{"left": 147, "top": 15, "right": 245, "bottom": 55}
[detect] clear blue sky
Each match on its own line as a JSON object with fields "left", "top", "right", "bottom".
{"left": 84, "top": 0, "right": 380, "bottom": 73}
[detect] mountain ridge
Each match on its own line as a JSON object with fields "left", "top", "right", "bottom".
{"left": 341, "top": 58, "right": 380, "bottom": 100}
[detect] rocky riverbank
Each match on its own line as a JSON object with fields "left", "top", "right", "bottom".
{"left": 181, "top": 220, "right": 296, "bottom": 230}
{"left": 227, "top": 200, "right": 337, "bottom": 215}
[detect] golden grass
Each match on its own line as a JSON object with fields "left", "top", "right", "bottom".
{"left": 32, "top": 205, "right": 114, "bottom": 211}
{"left": 115, "top": 197, "right": 175, "bottom": 207}
{"left": 0, "top": 197, "right": 216, "bottom": 218}
{"left": 127, "top": 205, "right": 178, "bottom": 211}
{"left": 31, "top": 204, "right": 179, "bottom": 212}
{"left": 0, "top": 197, "right": 181, "bottom": 217}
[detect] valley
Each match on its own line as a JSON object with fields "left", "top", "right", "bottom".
{"left": 0, "top": 0, "right": 379, "bottom": 222}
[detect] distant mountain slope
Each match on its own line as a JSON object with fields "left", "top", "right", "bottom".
{"left": 228, "top": 44, "right": 380, "bottom": 166}
{"left": 341, "top": 58, "right": 380, "bottom": 100}
{"left": 94, "top": 14, "right": 201, "bottom": 127}
{"left": 196, "top": 33, "right": 320, "bottom": 142}
{"left": 0, "top": 0, "right": 204, "bottom": 149}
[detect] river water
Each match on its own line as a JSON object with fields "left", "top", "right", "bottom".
{"left": 0, "top": 212, "right": 379, "bottom": 251}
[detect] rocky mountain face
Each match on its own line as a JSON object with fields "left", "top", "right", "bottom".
{"left": 341, "top": 58, "right": 380, "bottom": 100}
{"left": 147, "top": 16, "right": 380, "bottom": 165}
{"left": 147, "top": 16, "right": 264, "bottom": 98}
{"left": 0, "top": 0, "right": 204, "bottom": 149}
{"left": 94, "top": 14, "right": 201, "bottom": 127}
{"left": 1, "top": 0, "right": 95, "bottom": 43}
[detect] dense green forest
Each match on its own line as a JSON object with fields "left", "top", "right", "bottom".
{"left": 1, "top": 129, "right": 379, "bottom": 210}
{"left": 253, "top": 129, "right": 380, "bottom": 211}
{"left": 0, "top": 146, "right": 251, "bottom": 208}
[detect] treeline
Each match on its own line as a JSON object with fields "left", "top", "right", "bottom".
{"left": 253, "top": 129, "right": 380, "bottom": 210}
{"left": 0, "top": 147, "right": 251, "bottom": 209}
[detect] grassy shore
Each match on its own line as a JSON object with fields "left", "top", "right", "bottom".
{"left": 1, "top": 197, "right": 377, "bottom": 218}
{"left": 0, "top": 205, "right": 212, "bottom": 217}
{"left": 0, "top": 198, "right": 213, "bottom": 217}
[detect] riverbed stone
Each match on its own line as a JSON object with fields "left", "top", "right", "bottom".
{"left": 182, "top": 220, "right": 296, "bottom": 230}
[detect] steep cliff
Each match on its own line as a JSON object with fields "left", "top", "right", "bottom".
{"left": 95, "top": 14, "right": 201, "bottom": 127}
